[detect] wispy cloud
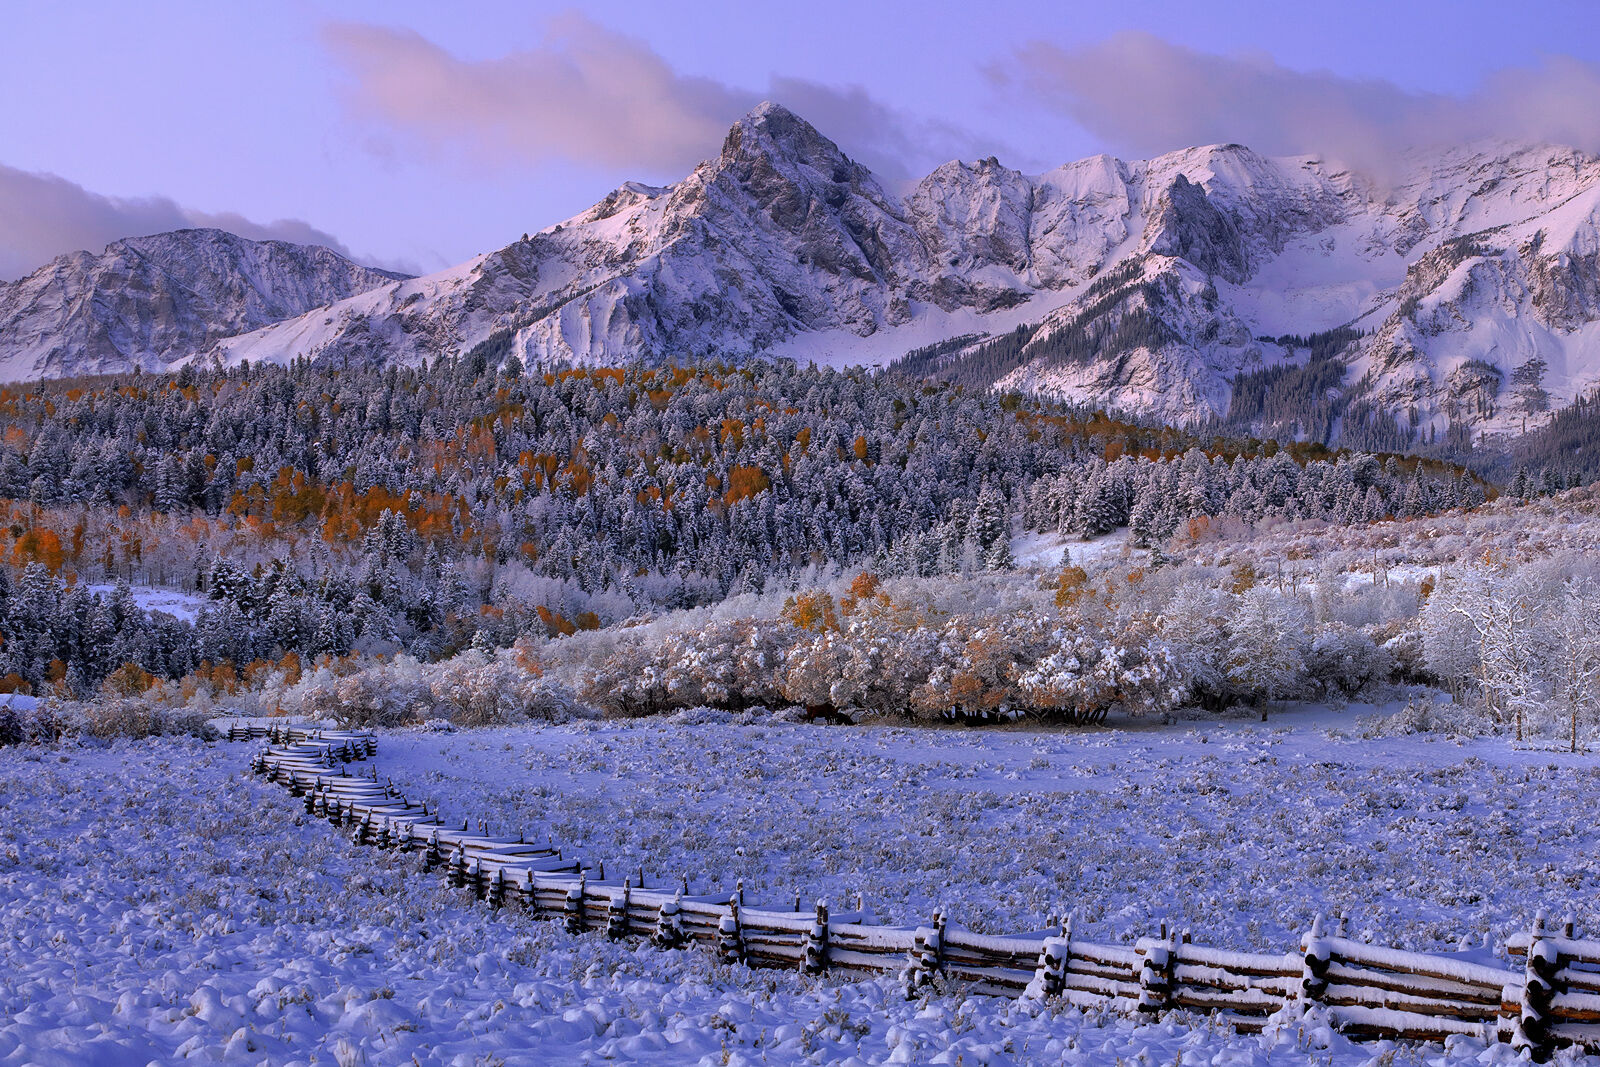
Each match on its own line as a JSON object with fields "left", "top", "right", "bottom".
{"left": 0, "top": 164, "right": 364, "bottom": 282}
{"left": 989, "top": 32, "right": 1600, "bottom": 173}
{"left": 322, "top": 14, "right": 999, "bottom": 184}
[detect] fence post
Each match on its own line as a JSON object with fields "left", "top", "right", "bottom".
{"left": 1138, "top": 923, "right": 1175, "bottom": 1015}
{"left": 1300, "top": 914, "right": 1330, "bottom": 1005}
{"left": 654, "top": 889, "right": 687, "bottom": 949}
{"left": 1514, "top": 913, "right": 1561, "bottom": 1063}
{"left": 1025, "top": 925, "right": 1070, "bottom": 1003}
{"left": 488, "top": 865, "right": 506, "bottom": 909}
{"left": 607, "top": 885, "right": 630, "bottom": 940}
{"left": 801, "top": 900, "right": 830, "bottom": 975}
{"left": 902, "top": 908, "right": 945, "bottom": 998}
{"left": 718, "top": 894, "right": 745, "bottom": 965}
{"left": 565, "top": 874, "right": 587, "bottom": 935}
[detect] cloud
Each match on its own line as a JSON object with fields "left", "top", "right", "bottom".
{"left": 989, "top": 32, "right": 1600, "bottom": 173}
{"left": 0, "top": 163, "right": 363, "bottom": 282}
{"left": 322, "top": 14, "right": 1000, "bottom": 185}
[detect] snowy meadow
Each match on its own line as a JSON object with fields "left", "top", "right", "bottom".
{"left": 5, "top": 713, "right": 1599, "bottom": 1066}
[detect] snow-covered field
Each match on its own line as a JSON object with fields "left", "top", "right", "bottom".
{"left": 84, "top": 584, "right": 209, "bottom": 623}
{"left": 1007, "top": 528, "right": 1136, "bottom": 570}
{"left": 3, "top": 714, "right": 1597, "bottom": 1065}
{"left": 378, "top": 708, "right": 1600, "bottom": 951}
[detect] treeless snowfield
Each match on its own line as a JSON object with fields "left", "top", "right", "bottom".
{"left": 2, "top": 715, "right": 1596, "bottom": 1065}
{"left": 380, "top": 706, "right": 1600, "bottom": 951}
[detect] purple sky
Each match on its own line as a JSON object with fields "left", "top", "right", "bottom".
{"left": 3, "top": 1, "right": 1599, "bottom": 279}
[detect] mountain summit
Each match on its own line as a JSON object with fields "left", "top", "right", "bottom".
{"left": 5, "top": 105, "right": 1600, "bottom": 446}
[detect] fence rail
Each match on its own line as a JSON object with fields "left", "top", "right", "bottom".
{"left": 234, "top": 724, "right": 1594, "bottom": 1062}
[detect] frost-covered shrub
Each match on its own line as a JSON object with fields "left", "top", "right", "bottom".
{"left": 0, "top": 705, "right": 21, "bottom": 747}
{"left": 1306, "top": 624, "right": 1392, "bottom": 696}
{"left": 1224, "top": 588, "right": 1311, "bottom": 704}
{"left": 79, "top": 699, "right": 213, "bottom": 741}
{"left": 427, "top": 651, "right": 526, "bottom": 727}
{"left": 1376, "top": 625, "right": 1428, "bottom": 684}
{"left": 1418, "top": 577, "right": 1484, "bottom": 696}
{"left": 291, "top": 658, "right": 432, "bottom": 728}
{"left": 1360, "top": 696, "right": 1483, "bottom": 738}
{"left": 14, "top": 698, "right": 216, "bottom": 742}
{"left": 579, "top": 638, "right": 672, "bottom": 718}
{"left": 522, "top": 676, "right": 594, "bottom": 723}
{"left": 1015, "top": 617, "right": 1183, "bottom": 724}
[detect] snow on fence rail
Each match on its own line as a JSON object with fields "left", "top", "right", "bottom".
{"left": 233, "top": 724, "right": 1593, "bottom": 1062}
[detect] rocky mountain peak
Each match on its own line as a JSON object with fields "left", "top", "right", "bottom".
{"left": 718, "top": 102, "right": 855, "bottom": 174}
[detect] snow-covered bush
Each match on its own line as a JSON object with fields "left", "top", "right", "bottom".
{"left": 78, "top": 698, "right": 214, "bottom": 741}
{"left": 0, "top": 704, "right": 22, "bottom": 747}
{"left": 1306, "top": 623, "right": 1392, "bottom": 696}
{"left": 1359, "top": 696, "right": 1483, "bottom": 738}
{"left": 291, "top": 657, "right": 433, "bottom": 728}
{"left": 0, "top": 697, "right": 213, "bottom": 743}
{"left": 1224, "top": 588, "right": 1312, "bottom": 706}
{"left": 427, "top": 650, "right": 527, "bottom": 727}
{"left": 274, "top": 645, "right": 597, "bottom": 729}
{"left": 428, "top": 649, "right": 598, "bottom": 726}
{"left": 0, "top": 697, "right": 68, "bottom": 745}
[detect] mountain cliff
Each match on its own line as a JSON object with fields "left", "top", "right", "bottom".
{"left": 0, "top": 229, "right": 406, "bottom": 381}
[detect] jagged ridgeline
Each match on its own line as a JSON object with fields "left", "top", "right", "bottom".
{"left": 0, "top": 358, "right": 1479, "bottom": 697}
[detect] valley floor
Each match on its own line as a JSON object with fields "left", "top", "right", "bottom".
{"left": 1, "top": 710, "right": 1596, "bottom": 1065}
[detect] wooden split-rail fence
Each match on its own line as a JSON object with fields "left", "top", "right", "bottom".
{"left": 232, "top": 723, "right": 1600, "bottom": 1061}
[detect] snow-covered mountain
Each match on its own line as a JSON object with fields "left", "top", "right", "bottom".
{"left": 8, "top": 104, "right": 1600, "bottom": 444}
{"left": 0, "top": 229, "right": 406, "bottom": 381}
{"left": 975, "top": 141, "right": 1600, "bottom": 443}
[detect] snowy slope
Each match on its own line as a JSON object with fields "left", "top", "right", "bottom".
{"left": 0, "top": 229, "right": 407, "bottom": 381}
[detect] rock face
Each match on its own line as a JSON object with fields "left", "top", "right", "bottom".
{"left": 9, "top": 103, "right": 1600, "bottom": 444}
{"left": 0, "top": 229, "right": 406, "bottom": 381}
